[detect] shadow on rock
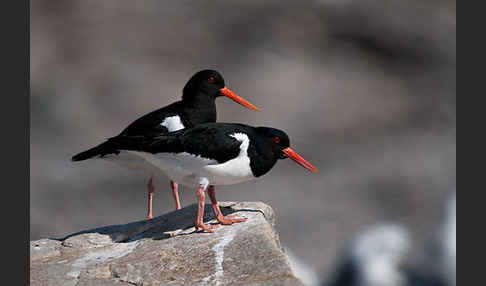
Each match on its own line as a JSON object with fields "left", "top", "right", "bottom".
{"left": 56, "top": 202, "right": 265, "bottom": 243}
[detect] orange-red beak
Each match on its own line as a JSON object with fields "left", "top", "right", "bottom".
{"left": 282, "top": 147, "right": 318, "bottom": 174}
{"left": 219, "top": 86, "right": 260, "bottom": 112}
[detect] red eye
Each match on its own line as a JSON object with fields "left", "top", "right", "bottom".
{"left": 272, "top": 137, "right": 280, "bottom": 144}
{"left": 208, "top": 76, "right": 215, "bottom": 84}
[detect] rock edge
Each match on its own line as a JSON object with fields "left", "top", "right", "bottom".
{"left": 30, "top": 201, "right": 304, "bottom": 286}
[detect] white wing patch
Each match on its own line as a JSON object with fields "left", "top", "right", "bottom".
{"left": 101, "top": 116, "right": 185, "bottom": 179}
{"left": 161, "top": 115, "right": 185, "bottom": 132}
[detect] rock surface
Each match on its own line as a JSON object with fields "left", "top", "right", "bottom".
{"left": 30, "top": 202, "right": 304, "bottom": 286}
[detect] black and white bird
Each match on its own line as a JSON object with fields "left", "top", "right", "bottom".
{"left": 324, "top": 223, "right": 451, "bottom": 286}
{"left": 71, "top": 122, "right": 317, "bottom": 232}
{"left": 72, "top": 70, "right": 259, "bottom": 219}
{"left": 325, "top": 224, "right": 412, "bottom": 286}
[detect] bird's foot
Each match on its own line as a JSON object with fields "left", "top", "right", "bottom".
{"left": 217, "top": 215, "right": 247, "bottom": 225}
{"left": 146, "top": 215, "right": 153, "bottom": 220}
{"left": 195, "top": 222, "right": 220, "bottom": 233}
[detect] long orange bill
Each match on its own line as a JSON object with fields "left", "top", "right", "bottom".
{"left": 282, "top": 147, "right": 318, "bottom": 174}
{"left": 219, "top": 86, "right": 260, "bottom": 111}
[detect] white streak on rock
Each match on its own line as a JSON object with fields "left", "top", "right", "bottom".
{"left": 203, "top": 228, "right": 237, "bottom": 285}
{"left": 66, "top": 241, "right": 139, "bottom": 278}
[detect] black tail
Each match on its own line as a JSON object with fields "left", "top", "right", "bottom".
{"left": 71, "top": 141, "right": 118, "bottom": 162}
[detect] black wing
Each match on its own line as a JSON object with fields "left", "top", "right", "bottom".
{"left": 117, "top": 101, "right": 188, "bottom": 137}
{"left": 73, "top": 123, "right": 255, "bottom": 164}
{"left": 71, "top": 134, "right": 154, "bottom": 161}
{"left": 147, "top": 123, "right": 255, "bottom": 163}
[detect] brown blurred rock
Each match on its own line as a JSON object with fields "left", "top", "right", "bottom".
{"left": 30, "top": 202, "right": 304, "bottom": 286}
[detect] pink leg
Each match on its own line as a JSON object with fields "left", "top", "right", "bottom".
{"left": 195, "top": 186, "right": 218, "bottom": 232}
{"left": 146, "top": 176, "right": 154, "bottom": 219}
{"left": 208, "top": 185, "right": 247, "bottom": 225}
{"left": 170, "top": 181, "right": 181, "bottom": 210}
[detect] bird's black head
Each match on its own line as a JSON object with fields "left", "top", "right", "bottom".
{"left": 256, "top": 127, "right": 318, "bottom": 173}
{"left": 182, "top": 70, "right": 225, "bottom": 100}
{"left": 182, "top": 69, "right": 259, "bottom": 111}
{"left": 257, "top": 127, "right": 291, "bottom": 159}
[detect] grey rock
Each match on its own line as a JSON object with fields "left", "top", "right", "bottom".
{"left": 62, "top": 233, "right": 113, "bottom": 249}
{"left": 30, "top": 202, "right": 304, "bottom": 286}
{"left": 30, "top": 239, "right": 62, "bottom": 261}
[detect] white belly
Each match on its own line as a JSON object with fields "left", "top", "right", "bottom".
{"left": 101, "top": 151, "right": 160, "bottom": 176}
{"left": 124, "top": 150, "right": 254, "bottom": 189}
{"left": 101, "top": 115, "right": 186, "bottom": 177}
{"left": 100, "top": 132, "right": 255, "bottom": 189}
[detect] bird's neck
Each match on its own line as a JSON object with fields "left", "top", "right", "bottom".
{"left": 180, "top": 94, "right": 217, "bottom": 126}
{"left": 248, "top": 146, "right": 278, "bottom": 177}
{"left": 182, "top": 91, "right": 216, "bottom": 108}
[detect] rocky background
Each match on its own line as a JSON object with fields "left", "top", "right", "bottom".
{"left": 31, "top": 0, "right": 455, "bottom": 284}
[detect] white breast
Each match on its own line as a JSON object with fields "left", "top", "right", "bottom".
{"left": 202, "top": 133, "right": 254, "bottom": 185}
{"left": 161, "top": 115, "right": 185, "bottom": 132}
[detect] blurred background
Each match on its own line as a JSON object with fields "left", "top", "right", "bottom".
{"left": 31, "top": 0, "right": 455, "bottom": 285}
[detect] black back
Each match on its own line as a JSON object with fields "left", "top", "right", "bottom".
{"left": 117, "top": 70, "right": 226, "bottom": 138}
{"left": 146, "top": 123, "right": 289, "bottom": 177}
{"left": 73, "top": 123, "right": 291, "bottom": 178}
{"left": 116, "top": 100, "right": 215, "bottom": 138}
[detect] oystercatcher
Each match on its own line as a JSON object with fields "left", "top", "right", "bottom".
{"left": 72, "top": 70, "right": 259, "bottom": 219}
{"left": 326, "top": 224, "right": 411, "bottom": 286}
{"left": 71, "top": 123, "right": 317, "bottom": 232}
